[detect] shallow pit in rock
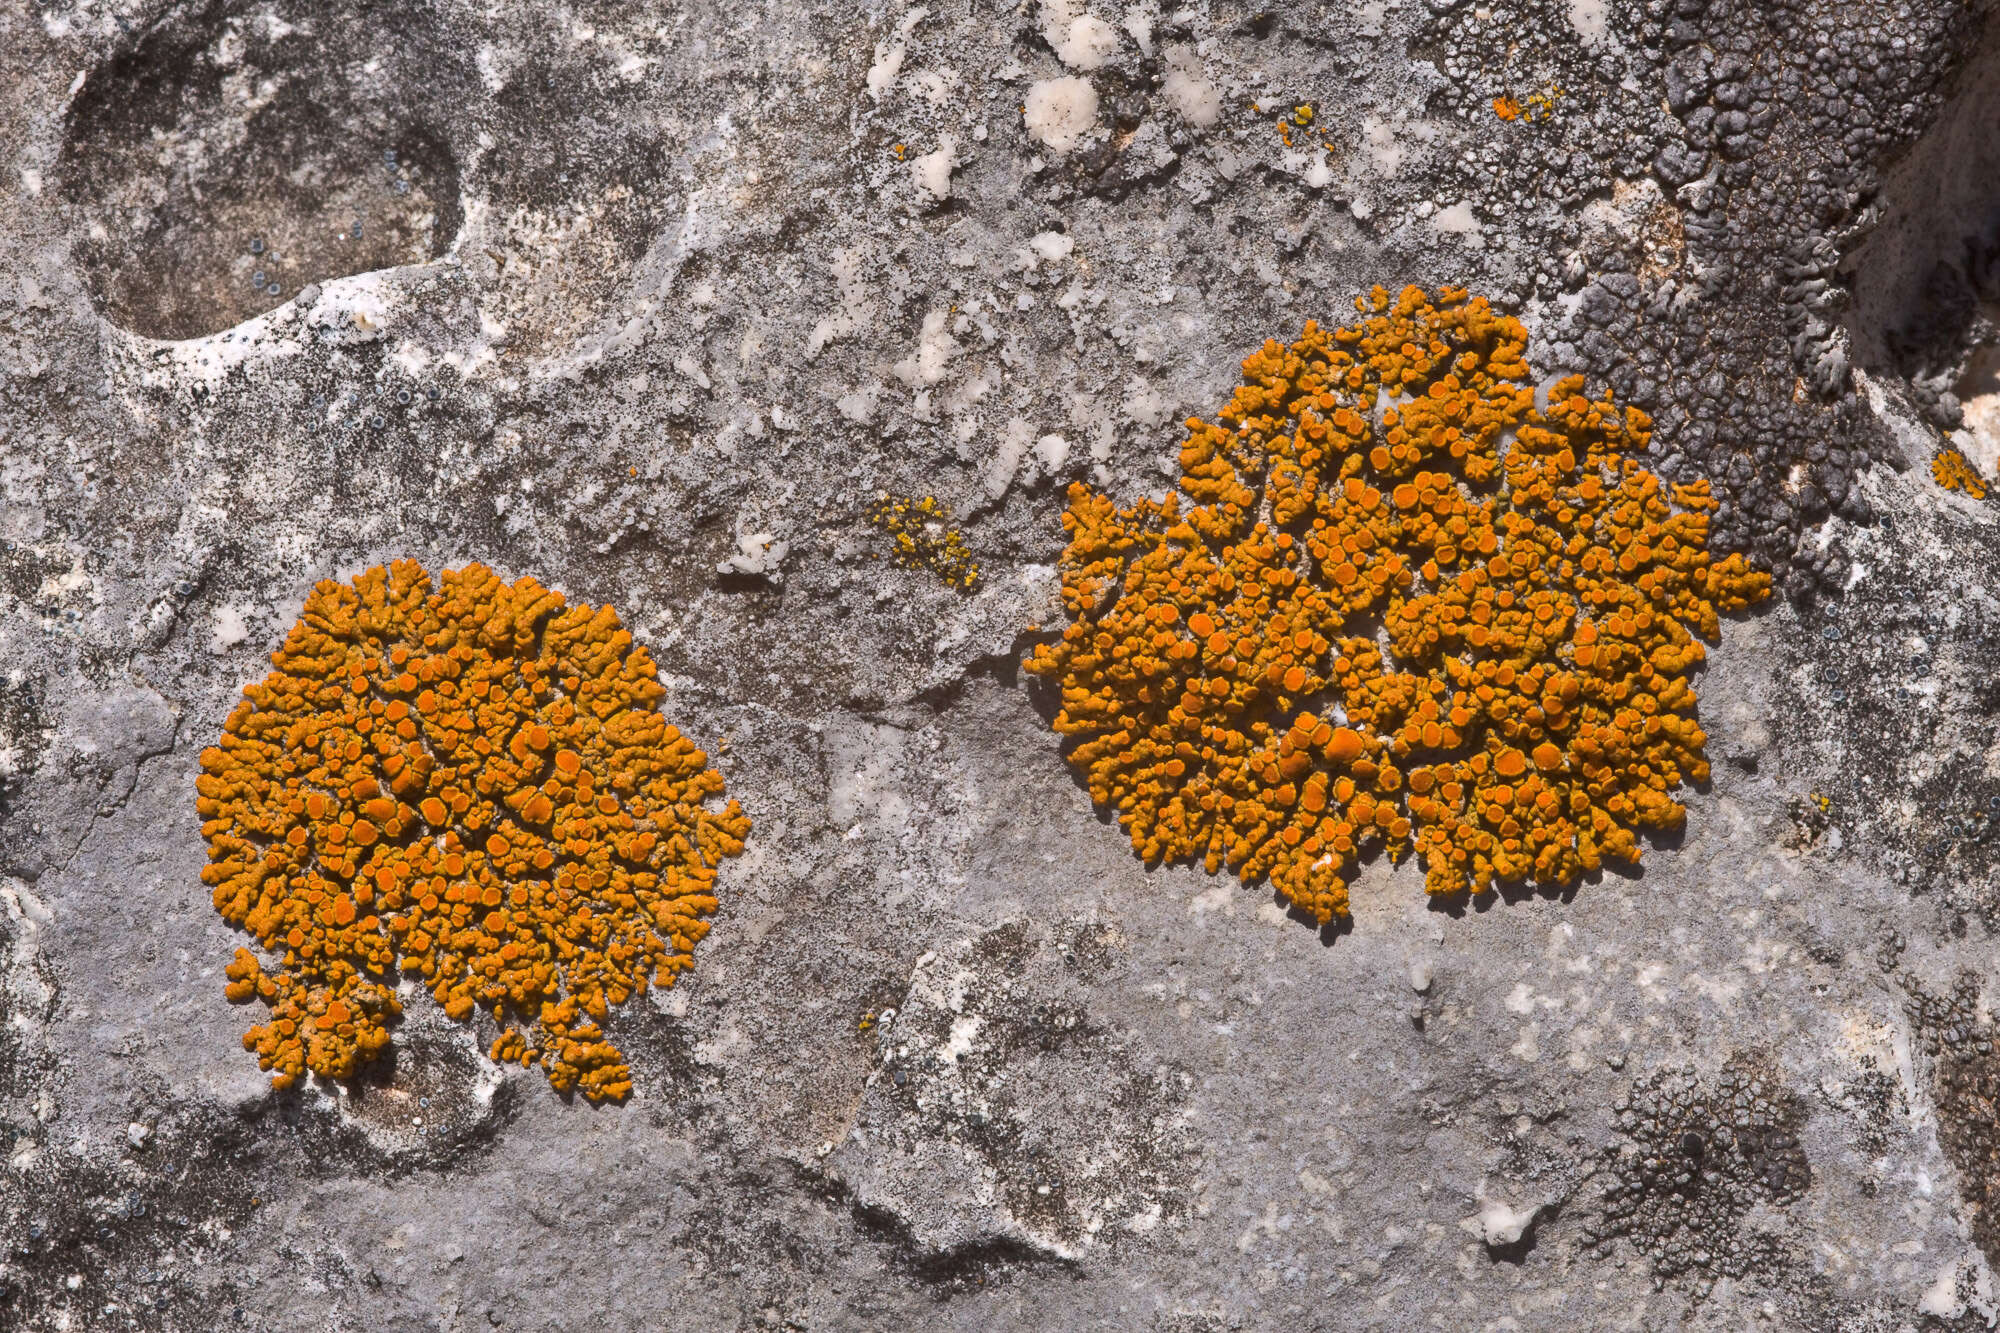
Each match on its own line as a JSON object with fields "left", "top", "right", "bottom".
{"left": 1953, "top": 330, "right": 2000, "bottom": 477}
{"left": 59, "top": 0, "right": 472, "bottom": 342}
{"left": 1843, "top": 9, "right": 2000, "bottom": 431}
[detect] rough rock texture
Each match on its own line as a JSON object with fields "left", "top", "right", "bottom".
{"left": 7, "top": 0, "right": 2000, "bottom": 1328}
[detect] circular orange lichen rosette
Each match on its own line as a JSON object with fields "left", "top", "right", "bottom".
{"left": 1026, "top": 285, "right": 1768, "bottom": 923}
{"left": 197, "top": 559, "right": 750, "bottom": 1102}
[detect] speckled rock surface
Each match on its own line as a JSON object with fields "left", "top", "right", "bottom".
{"left": 7, "top": 0, "right": 2000, "bottom": 1328}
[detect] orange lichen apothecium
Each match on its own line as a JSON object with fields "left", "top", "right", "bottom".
{"left": 199, "top": 560, "right": 750, "bottom": 1101}
{"left": 1026, "top": 286, "right": 1769, "bottom": 923}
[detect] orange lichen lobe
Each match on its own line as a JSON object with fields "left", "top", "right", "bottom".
{"left": 1933, "top": 446, "right": 1988, "bottom": 500}
{"left": 1024, "top": 286, "right": 1768, "bottom": 923}
{"left": 199, "top": 560, "right": 751, "bottom": 1101}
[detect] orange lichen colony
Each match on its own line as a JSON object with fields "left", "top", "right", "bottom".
{"left": 1933, "top": 446, "right": 1988, "bottom": 500}
{"left": 1025, "top": 286, "right": 1768, "bottom": 923}
{"left": 198, "top": 560, "right": 750, "bottom": 1101}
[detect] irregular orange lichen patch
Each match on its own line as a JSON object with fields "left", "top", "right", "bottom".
{"left": 1025, "top": 286, "right": 1768, "bottom": 923}
{"left": 1493, "top": 87, "right": 1563, "bottom": 124}
{"left": 1933, "top": 446, "right": 1988, "bottom": 500}
{"left": 870, "top": 492, "right": 980, "bottom": 590}
{"left": 199, "top": 560, "right": 750, "bottom": 1101}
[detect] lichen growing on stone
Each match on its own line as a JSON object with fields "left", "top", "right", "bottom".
{"left": 1585, "top": 1062, "right": 1811, "bottom": 1293}
{"left": 869, "top": 492, "right": 980, "bottom": 590}
{"left": 1932, "top": 445, "right": 1988, "bottom": 499}
{"left": 1025, "top": 286, "right": 1768, "bottom": 922}
{"left": 1492, "top": 86, "right": 1563, "bottom": 124}
{"left": 1906, "top": 972, "right": 2000, "bottom": 1272}
{"left": 198, "top": 560, "right": 750, "bottom": 1101}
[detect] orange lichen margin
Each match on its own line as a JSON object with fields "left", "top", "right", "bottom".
{"left": 1933, "top": 446, "right": 1988, "bottom": 500}
{"left": 1024, "top": 286, "right": 1769, "bottom": 923}
{"left": 199, "top": 561, "right": 750, "bottom": 1102}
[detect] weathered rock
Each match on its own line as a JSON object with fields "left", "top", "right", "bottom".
{"left": 6, "top": 0, "right": 2000, "bottom": 1327}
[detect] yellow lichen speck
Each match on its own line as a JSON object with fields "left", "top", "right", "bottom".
{"left": 869, "top": 493, "right": 980, "bottom": 590}
{"left": 1025, "top": 286, "right": 1769, "bottom": 923}
{"left": 1933, "top": 446, "right": 1988, "bottom": 500}
{"left": 198, "top": 560, "right": 750, "bottom": 1101}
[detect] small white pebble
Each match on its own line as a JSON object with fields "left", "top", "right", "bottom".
{"left": 1468, "top": 1199, "right": 1539, "bottom": 1247}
